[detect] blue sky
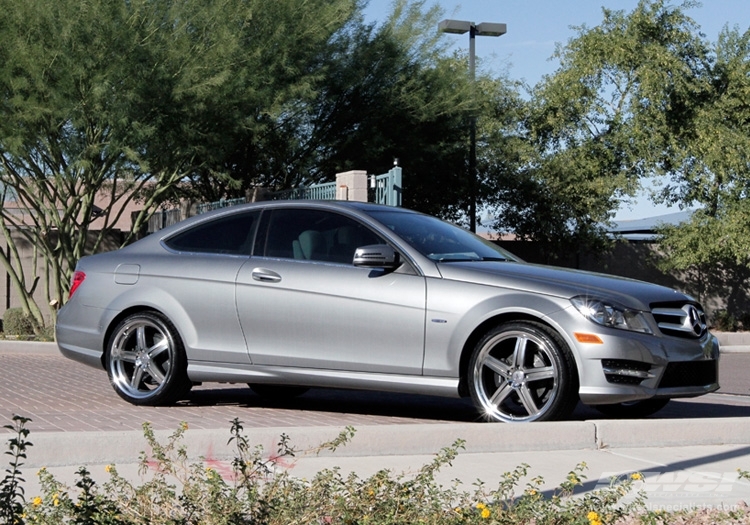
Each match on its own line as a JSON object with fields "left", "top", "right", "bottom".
{"left": 362, "top": 1, "right": 750, "bottom": 221}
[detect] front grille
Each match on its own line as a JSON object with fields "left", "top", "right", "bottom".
{"left": 651, "top": 301, "right": 708, "bottom": 339}
{"left": 658, "top": 361, "right": 717, "bottom": 388}
{"left": 602, "top": 359, "right": 653, "bottom": 385}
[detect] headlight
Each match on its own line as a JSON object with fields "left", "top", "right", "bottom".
{"left": 571, "top": 296, "right": 652, "bottom": 334}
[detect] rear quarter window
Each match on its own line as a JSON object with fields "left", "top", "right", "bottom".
{"left": 164, "top": 211, "right": 260, "bottom": 255}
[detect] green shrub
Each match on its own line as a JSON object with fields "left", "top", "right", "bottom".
{"left": 2, "top": 308, "right": 36, "bottom": 336}
{"left": 1, "top": 416, "right": 749, "bottom": 524}
{"left": 712, "top": 309, "right": 739, "bottom": 332}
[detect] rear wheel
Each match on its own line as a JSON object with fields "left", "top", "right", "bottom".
{"left": 593, "top": 399, "right": 669, "bottom": 418}
{"left": 468, "top": 321, "right": 578, "bottom": 422}
{"left": 249, "top": 384, "right": 310, "bottom": 399}
{"left": 106, "top": 311, "right": 191, "bottom": 405}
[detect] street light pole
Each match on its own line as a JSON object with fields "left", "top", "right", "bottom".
{"left": 438, "top": 19, "right": 506, "bottom": 232}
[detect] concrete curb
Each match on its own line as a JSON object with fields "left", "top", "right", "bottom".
{"left": 0, "top": 340, "right": 58, "bottom": 354}
{"left": 27, "top": 417, "right": 750, "bottom": 469}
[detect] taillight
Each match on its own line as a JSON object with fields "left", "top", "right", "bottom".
{"left": 69, "top": 271, "right": 86, "bottom": 299}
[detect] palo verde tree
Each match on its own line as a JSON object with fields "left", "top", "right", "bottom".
{"left": 0, "top": 0, "right": 356, "bottom": 331}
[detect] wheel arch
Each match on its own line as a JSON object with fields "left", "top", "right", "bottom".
{"left": 99, "top": 293, "right": 197, "bottom": 368}
{"left": 457, "top": 312, "right": 579, "bottom": 397}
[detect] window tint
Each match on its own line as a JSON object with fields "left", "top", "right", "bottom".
{"left": 260, "top": 209, "right": 383, "bottom": 264}
{"left": 164, "top": 210, "right": 260, "bottom": 255}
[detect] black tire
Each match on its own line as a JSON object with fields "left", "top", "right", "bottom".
{"left": 468, "top": 321, "right": 578, "bottom": 422}
{"left": 249, "top": 384, "right": 310, "bottom": 399}
{"left": 105, "top": 311, "right": 191, "bottom": 405}
{"left": 593, "top": 399, "right": 670, "bottom": 418}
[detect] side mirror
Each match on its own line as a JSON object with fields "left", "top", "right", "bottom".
{"left": 353, "top": 244, "right": 400, "bottom": 268}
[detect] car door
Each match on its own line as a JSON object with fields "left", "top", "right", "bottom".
{"left": 160, "top": 209, "right": 260, "bottom": 364}
{"left": 235, "top": 207, "right": 427, "bottom": 374}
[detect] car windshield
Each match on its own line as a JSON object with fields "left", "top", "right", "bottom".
{"left": 366, "top": 210, "right": 518, "bottom": 263}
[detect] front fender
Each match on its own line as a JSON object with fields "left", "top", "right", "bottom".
{"left": 423, "top": 278, "right": 570, "bottom": 376}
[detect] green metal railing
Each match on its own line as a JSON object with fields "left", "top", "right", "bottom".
{"left": 372, "top": 167, "right": 402, "bottom": 207}
{"left": 268, "top": 181, "right": 337, "bottom": 201}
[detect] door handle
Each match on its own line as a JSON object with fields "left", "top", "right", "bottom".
{"left": 251, "top": 268, "right": 282, "bottom": 283}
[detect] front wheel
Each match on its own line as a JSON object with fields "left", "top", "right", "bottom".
{"left": 105, "top": 311, "right": 191, "bottom": 405}
{"left": 593, "top": 399, "right": 669, "bottom": 418}
{"left": 468, "top": 321, "right": 578, "bottom": 422}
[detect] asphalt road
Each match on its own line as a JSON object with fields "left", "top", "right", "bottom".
{"left": 1, "top": 344, "right": 748, "bottom": 435}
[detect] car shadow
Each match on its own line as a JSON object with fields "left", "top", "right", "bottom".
{"left": 182, "top": 387, "right": 750, "bottom": 423}
{"left": 183, "top": 386, "right": 481, "bottom": 422}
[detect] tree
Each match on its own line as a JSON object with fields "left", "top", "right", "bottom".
{"left": 0, "top": 0, "right": 356, "bottom": 330}
{"left": 655, "top": 26, "right": 750, "bottom": 270}
{"left": 487, "top": 0, "right": 711, "bottom": 258}
{"left": 251, "top": 0, "right": 498, "bottom": 223}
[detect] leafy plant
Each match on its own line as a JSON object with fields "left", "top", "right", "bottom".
{"left": 712, "top": 309, "right": 739, "bottom": 332}
{"left": 0, "top": 415, "right": 31, "bottom": 524}
{"left": 2, "top": 309, "right": 36, "bottom": 337}
{"left": 4, "top": 416, "right": 750, "bottom": 524}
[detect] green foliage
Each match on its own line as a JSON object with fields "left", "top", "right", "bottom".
{"left": 490, "top": 0, "right": 709, "bottom": 257}
{"left": 0, "top": 0, "right": 359, "bottom": 322}
{"left": 0, "top": 415, "right": 31, "bottom": 523}
{"left": 2, "top": 308, "right": 36, "bottom": 337}
{"left": 3, "top": 416, "right": 750, "bottom": 523}
{"left": 712, "top": 309, "right": 739, "bottom": 332}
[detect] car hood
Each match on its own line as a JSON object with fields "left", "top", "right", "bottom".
{"left": 436, "top": 261, "right": 693, "bottom": 311}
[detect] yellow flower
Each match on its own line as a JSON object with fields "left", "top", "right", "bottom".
{"left": 32, "top": 496, "right": 42, "bottom": 507}
{"left": 105, "top": 464, "right": 113, "bottom": 473}
{"left": 631, "top": 472, "right": 643, "bottom": 480}
{"left": 181, "top": 422, "right": 189, "bottom": 430}
{"left": 481, "top": 507, "right": 491, "bottom": 519}
{"left": 475, "top": 502, "right": 487, "bottom": 510}
{"left": 526, "top": 488, "right": 537, "bottom": 496}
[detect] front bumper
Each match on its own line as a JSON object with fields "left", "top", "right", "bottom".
{"left": 546, "top": 308, "right": 720, "bottom": 405}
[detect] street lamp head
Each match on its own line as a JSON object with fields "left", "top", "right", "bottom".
{"left": 475, "top": 22, "right": 507, "bottom": 37}
{"left": 438, "top": 19, "right": 472, "bottom": 34}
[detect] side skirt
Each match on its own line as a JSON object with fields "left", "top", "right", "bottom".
{"left": 187, "top": 362, "right": 461, "bottom": 398}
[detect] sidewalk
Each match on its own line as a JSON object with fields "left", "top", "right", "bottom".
{"left": 17, "top": 419, "right": 750, "bottom": 512}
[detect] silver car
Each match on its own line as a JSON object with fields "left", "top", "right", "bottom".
{"left": 56, "top": 201, "right": 719, "bottom": 422}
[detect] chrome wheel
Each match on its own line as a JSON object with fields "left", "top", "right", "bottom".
{"left": 468, "top": 322, "right": 577, "bottom": 422}
{"left": 106, "top": 312, "right": 189, "bottom": 405}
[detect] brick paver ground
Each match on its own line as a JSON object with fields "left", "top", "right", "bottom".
{"left": 2, "top": 347, "right": 749, "bottom": 435}
{"left": 0, "top": 350, "right": 479, "bottom": 434}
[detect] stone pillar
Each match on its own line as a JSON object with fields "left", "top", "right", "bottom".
{"left": 335, "top": 170, "right": 368, "bottom": 202}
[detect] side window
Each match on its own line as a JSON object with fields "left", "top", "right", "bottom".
{"left": 164, "top": 210, "right": 260, "bottom": 255}
{"left": 260, "top": 209, "right": 383, "bottom": 264}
